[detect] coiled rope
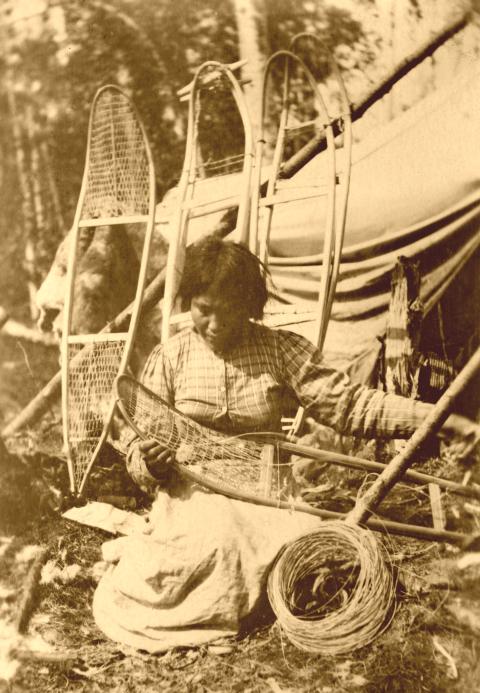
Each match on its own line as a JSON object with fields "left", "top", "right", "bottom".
{"left": 268, "top": 346, "right": 480, "bottom": 654}
{"left": 267, "top": 521, "right": 395, "bottom": 654}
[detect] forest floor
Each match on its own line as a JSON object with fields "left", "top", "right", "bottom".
{"left": 1, "top": 332, "right": 480, "bottom": 693}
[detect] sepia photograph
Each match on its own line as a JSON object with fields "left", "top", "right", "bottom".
{"left": 0, "top": 1, "right": 479, "bottom": 690}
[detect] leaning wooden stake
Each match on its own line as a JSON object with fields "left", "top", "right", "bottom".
{"left": 347, "top": 345, "right": 480, "bottom": 526}
{"left": 1, "top": 209, "right": 239, "bottom": 439}
{"left": 281, "top": 11, "right": 470, "bottom": 178}
{"left": 279, "top": 441, "right": 480, "bottom": 501}
{"left": 0, "top": 317, "right": 58, "bottom": 346}
{"left": 10, "top": 546, "right": 80, "bottom": 665}
{"left": 159, "top": 14, "right": 470, "bottom": 249}
{"left": 0, "top": 307, "right": 9, "bottom": 331}
{"left": 2, "top": 9, "right": 469, "bottom": 438}
{"left": 1, "top": 266, "right": 165, "bottom": 439}
{"left": 14, "top": 547, "right": 49, "bottom": 635}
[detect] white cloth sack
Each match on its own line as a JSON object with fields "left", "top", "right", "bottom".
{"left": 63, "top": 501, "right": 149, "bottom": 535}
{"left": 93, "top": 489, "right": 319, "bottom": 652}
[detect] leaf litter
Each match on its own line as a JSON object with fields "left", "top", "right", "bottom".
{"left": 2, "top": 426, "right": 480, "bottom": 690}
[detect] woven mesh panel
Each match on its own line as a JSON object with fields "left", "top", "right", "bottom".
{"left": 117, "top": 376, "right": 289, "bottom": 498}
{"left": 82, "top": 88, "right": 150, "bottom": 218}
{"left": 68, "top": 340, "right": 125, "bottom": 491}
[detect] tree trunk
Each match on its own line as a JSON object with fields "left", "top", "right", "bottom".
{"left": 232, "top": 0, "right": 266, "bottom": 137}
{"left": 26, "top": 104, "right": 45, "bottom": 237}
{"left": 5, "top": 77, "right": 39, "bottom": 321}
{"left": 40, "top": 141, "right": 65, "bottom": 233}
{"left": 2, "top": 263, "right": 169, "bottom": 438}
{"left": 375, "top": 0, "right": 396, "bottom": 121}
{"left": 1, "top": 317, "right": 58, "bottom": 346}
{"left": 280, "top": 11, "right": 470, "bottom": 178}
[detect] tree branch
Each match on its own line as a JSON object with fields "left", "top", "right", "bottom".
{"left": 280, "top": 11, "right": 471, "bottom": 179}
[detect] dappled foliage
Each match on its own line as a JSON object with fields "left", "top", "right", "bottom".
{"left": 0, "top": 0, "right": 375, "bottom": 320}
{"left": 0, "top": 0, "right": 468, "bottom": 320}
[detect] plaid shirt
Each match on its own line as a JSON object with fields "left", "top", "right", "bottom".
{"left": 140, "top": 322, "right": 431, "bottom": 438}
{"left": 127, "top": 322, "right": 433, "bottom": 492}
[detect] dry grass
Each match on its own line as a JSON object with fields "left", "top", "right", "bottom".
{"left": 1, "top": 334, "right": 480, "bottom": 692}
{"left": 1, "top": 449, "right": 480, "bottom": 693}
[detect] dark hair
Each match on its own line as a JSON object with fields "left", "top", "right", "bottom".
{"left": 179, "top": 237, "right": 269, "bottom": 320}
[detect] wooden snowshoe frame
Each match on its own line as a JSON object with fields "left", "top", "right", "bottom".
{"left": 61, "top": 85, "right": 156, "bottom": 496}
{"left": 250, "top": 41, "right": 352, "bottom": 351}
{"left": 161, "top": 61, "right": 254, "bottom": 343}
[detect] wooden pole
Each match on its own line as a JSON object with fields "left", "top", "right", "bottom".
{"left": 210, "top": 12, "right": 470, "bottom": 238}
{"left": 1, "top": 265, "right": 166, "bottom": 438}
{"left": 0, "top": 317, "right": 58, "bottom": 346}
{"left": 347, "top": 345, "right": 480, "bottom": 526}
{"left": 279, "top": 440, "right": 480, "bottom": 501}
{"left": 280, "top": 11, "right": 470, "bottom": 179}
{"left": 14, "top": 547, "right": 49, "bottom": 635}
{"left": 0, "top": 307, "right": 9, "bottom": 330}
{"left": 2, "top": 370, "right": 61, "bottom": 439}
{"left": 179, "top": 463, "right": 472, "bottom": 546}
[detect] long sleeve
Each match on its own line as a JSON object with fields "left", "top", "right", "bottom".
{"left": 140, "top": 343, "right": 175, "bottom": 404}
{"left": 277, "top": 330, "right": 433, "bottom": 439}
{"left": 125, "top": 343, "right": 175, "bottom": 493}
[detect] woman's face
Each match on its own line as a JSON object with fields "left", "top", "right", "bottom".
{"left": 190, "top": 291, "right": 249, "bottom": 353}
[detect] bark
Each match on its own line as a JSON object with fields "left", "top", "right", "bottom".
{"left": 1, "top": 266, "right": 166, "bottom": 438}
{"left": 40, "top": 141, "right": 65, "bottom": 232}
{"left": 0, "top": 307, "right": 9, "bottom": 330}
{"left": 6, "top": 77, "right": 39, "bottom": 320}
{"left": 347, "top": 345, "right": 480, "bottom": 525}
{"left": 26, "top": 104, "right": 45, "bottom": 239}
{"left": 232, "top": 0, "right": 266, "bottom": 136}
{"left": 14, "top": 547, "right": 49, "bottom": 635}
{"left": 280, "top": 11, "right": 470, "bottom": 179}
{"left": 1, "top": 318, "right": 58, "bottom": 346}
{"left": 1, "top": 189, "right": 239, "bottom": 438}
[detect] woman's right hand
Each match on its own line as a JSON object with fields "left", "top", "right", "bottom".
{"left": 139, "top": 439, "right": 175, "bottom": 482}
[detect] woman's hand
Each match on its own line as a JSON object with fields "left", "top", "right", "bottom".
{"left": 139, "top": 439, "right": 175, "bottom": 482}
{"left": 439, "top": 414, "right": 480, "bottom": 462}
